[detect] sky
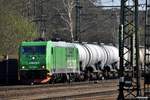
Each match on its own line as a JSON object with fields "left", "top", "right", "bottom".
{"left": 101, "top": 0, "right": 145, "bottom": 5}
{"left": 101, "top": 0, "right": 120, "bottom": 6}
{"left": 100, "top": 0, "right": 146, "bottom": 10}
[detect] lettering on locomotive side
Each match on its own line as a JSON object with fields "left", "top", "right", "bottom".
{"left": 28, "top": 62, "right": 40, "bottom": 64}
{"left": 67, "top": 60, "right": 76, "bottom": 68}
{"left": 66, "top": 48, "right": 74, "bottom": 57}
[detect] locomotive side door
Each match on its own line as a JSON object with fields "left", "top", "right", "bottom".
{"left": 52, "top": 47, "right": 56, "bottom": 73}
{"left": 66, "top": 47, "right": 74, "bottom": 73}
{"left": 53, "top": 47, "right": 66, "bottom": 73}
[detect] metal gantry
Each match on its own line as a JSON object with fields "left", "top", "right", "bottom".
{"left": 24, "top": 0, "right": 47, "bottom": 39}
{"left": 75, "top": 0, "right": 81, "bottom": 41}
{"left": 33, "top": 0, "right": 47, "bottom": 38}
{"left": 144, "top": 0, "right": 150, "bottom": 97}
{"left": 118, "top": 0, "right": 141, "bottom": 99}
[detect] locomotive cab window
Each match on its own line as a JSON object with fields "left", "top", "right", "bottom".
{"left": 51, "top": 47, "right": 53, "bottom": 54}
{"left": 21, "top": 46, "right": 46, "bottom": 54}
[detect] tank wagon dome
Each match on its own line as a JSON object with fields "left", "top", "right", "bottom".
{"left": 123, "top": 47, "right": 149, "bottom": 66}
{"left": 83, "top": 44, "right": 107, "bottom": 69}
{"left": 138, "top": 48, "right": 150, "bottom": 65}
{"left": 74, "top": 42, "right": 109, "bottom": 70}
{"left": 103, "top": 45, "right": 119, "bottom": 66}
{"left": 73, "top": 43, "right": 90, "bottom": 70}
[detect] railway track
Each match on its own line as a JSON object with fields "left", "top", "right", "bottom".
{"left": 0, "top": 79, "right": 118, "bottom": 91}
{"left": 0, "top": 79, "right": 118, "bottom": 100}
{"left": 42, "top": 88, "right": 117, "bottom": 100}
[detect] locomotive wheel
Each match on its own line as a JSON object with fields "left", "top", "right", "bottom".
{"left": 79, "top": 73, "right": 85, "bottom": 81}
{"left": 70, "top": 75, "right": 74, "bottom": 82}
{"left": 30, "top": 82, "right": 34, "bottom": 85}
{"left": 61, "top": 74, "right": 67, "bottom": 83}
{"left": 66, "top": 74, "right": 70, "bottom": 83}
{"left": 50, "top": 74, "right": 57, "bottom": 84}
{"left": 67, "top": 74, "right": 75, "bottom": 83}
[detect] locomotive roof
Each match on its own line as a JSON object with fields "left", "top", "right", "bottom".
{"left": 21, "top": 41, "right": 48, "bottom": 46}
{"left": 52, "top": 41, "right": 75, "bottom": 48}
{"left": 20, "top": 41, "right": 76, "bottom": 48}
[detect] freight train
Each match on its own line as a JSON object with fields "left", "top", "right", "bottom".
{"left": 19, "top": 41, "right": 120, "bottom": 84}
{"left": 18, "top": 40, "right": 146, "bottom": 84}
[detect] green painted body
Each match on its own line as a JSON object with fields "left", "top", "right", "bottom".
{"left": 51, "top": 44, "right": 79, "bottom": 73}
{"left": 19, "top": 41, "right": 79, "bottom": 77}
{"left": 19, "top": 41, "right": 47, "bottom": 70}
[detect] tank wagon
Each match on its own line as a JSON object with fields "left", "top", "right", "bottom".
{"left": 19, "top": 41, "right": 120, "bottom": 84}
{"left": 74, "top": 43, "right": 119, "bottom": 79}
{"left": 123, "top": 47, "right": 150, "bottom": 73}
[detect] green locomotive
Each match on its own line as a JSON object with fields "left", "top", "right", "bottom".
{"left": 19, "top": 41, "right": 80, "bottom": 84}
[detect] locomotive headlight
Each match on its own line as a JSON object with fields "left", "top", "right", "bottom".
{"left": 32, "top": 56, "right": 35, "bottom": 60}
{"left": 22, "top": 66, "right": 25, "bottom": 69}
{"left": 42, "top": 65, "right": 45, "bottom": 69}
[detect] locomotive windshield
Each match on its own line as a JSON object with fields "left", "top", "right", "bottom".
{"left": 21, "top": 46, "right": 46, "bottom": 54}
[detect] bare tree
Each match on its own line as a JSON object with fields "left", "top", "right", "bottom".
{"left": 54, "top": 0, "right": 75, "bottom": 41}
